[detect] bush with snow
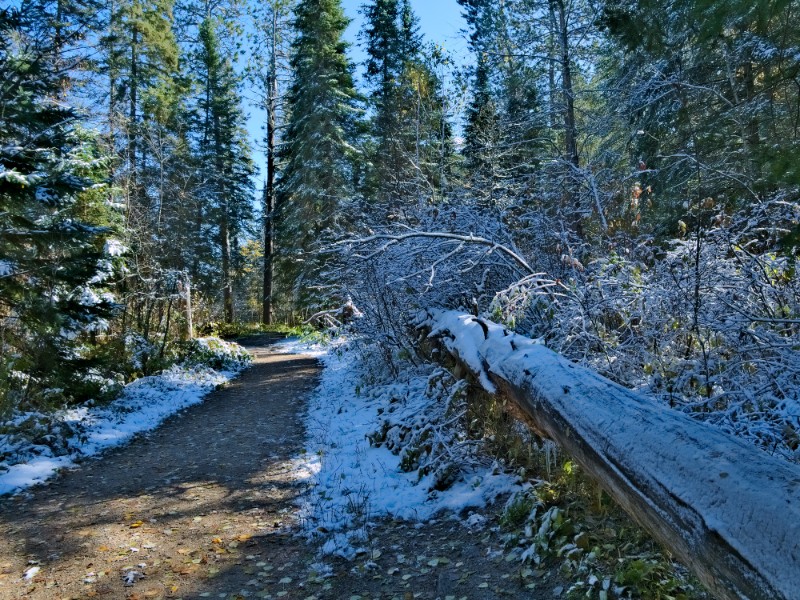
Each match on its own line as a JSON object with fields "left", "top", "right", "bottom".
{"left": 179, "top": 336, "right": 253, "bottom": 372}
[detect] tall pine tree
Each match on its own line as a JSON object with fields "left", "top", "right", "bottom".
{"left": 196, "top": 16, "right": 255, "bottom": 323}
{"left": 362, "top": 0, "right": 452, "bottom": 208}
{"left": 277, "top": 0, "right": 359, "bottom": 313}
{"left": 0, "top": 6, "right": 119, "bottom": 410}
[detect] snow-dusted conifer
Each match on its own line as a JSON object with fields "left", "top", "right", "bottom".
{"left": 0, "top": 6, "right": 119, "bottom": 409}
{"left": 276, "top": 0, "right": 360, "bottom": 312}
{"left": 362, "top": 0, "right": 452, "bottom": 208}
{"left": 196, "top": 16, "right": 255, "bottom": 323}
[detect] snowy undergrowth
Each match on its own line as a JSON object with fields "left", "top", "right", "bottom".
{"left": 277, "top": 336, "right": 521, "bottom": 560}
{"left": 0, "top": 337, "right": 251, "bottom": 496}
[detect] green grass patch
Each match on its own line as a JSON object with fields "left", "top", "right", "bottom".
{"left": 203, "top": 321, "right": 309, "bottom": 339}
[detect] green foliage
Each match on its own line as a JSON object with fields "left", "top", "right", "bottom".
{"left": 497, "top": 456, "right": 704, "bottom": 600}
{"left": 276, "top": 0, "right": 360, "bottom": 312}
{"left": 175, "top": 15, "right": 256, "bottom": 325}
{"left": 500, "top": 490, "right": 538, "bottom": 528}
{"left": 178, "top": 336, "right": 252, "bottom": 371}
{"left": 452, "top": 367, "right": 705, "bottom": 598}
{"left": 0, "top": 7, "right": 122, "bottom": 414}
{"left": 361, "top": 0, "right": 452, "bottom": 205}
{"left": 207, "top": 321, "right": 306, "bottom": 339}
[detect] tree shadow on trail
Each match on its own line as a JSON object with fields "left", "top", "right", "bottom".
{"left": 0, "top": 343, "right": 322, "bottom": 600}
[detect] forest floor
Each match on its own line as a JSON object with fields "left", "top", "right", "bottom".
{"left": 0, "top": 337, "right": 561, "bottom": 600}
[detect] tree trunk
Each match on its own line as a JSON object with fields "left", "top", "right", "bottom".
{"left": 263, "top": 183, "right": 274, "bottom": 325}
{"left": 221, "top": 215, "right": 234, "bottom": 324}
{"left": 129, "top": 29, "right": 138, "bottom": 195}
{"left": 550, "top": 0, "right": 581, "bottom": 237}
{"left": 554, "top": 0, "right": 578, "bottom": 169}
{"left": 179, "top": 275, "right": 193, "bottom": 341}
{"left": 262, "top": 8, "right": 278, "bottom": 325}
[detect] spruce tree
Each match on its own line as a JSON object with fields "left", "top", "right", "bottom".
{"left": 196, "top": 16, "right": 255, "bottom": 323}
{"left": 363, "top": 0, "right": 405, "bottom": 203}
{"left": 103, "top": 0, "right": 180, "bottom": 205}
{"left": 0, "top": 6, "right": 118, "bottom": 410}
{"left": 100, "top": 0, "right": 188, "bottom": 344}
{"left": 459, "top": 0, "right": 503, "bottom": 206}
{"left": 277, "top": 0, "right": 359, "bottom": 312}
{"left": 362, "top": 0, "right": 451, "bottom": 207}
{"left": 601, "top": 0, "right": 797, "bottom": 230}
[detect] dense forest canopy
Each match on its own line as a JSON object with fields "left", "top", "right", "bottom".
{"left": 1, "top": 0, "right": 799, "bottom": 463}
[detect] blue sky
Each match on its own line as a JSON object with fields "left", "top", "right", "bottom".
{"left": 341, "top": 0, "right": 468, "bottom": 69}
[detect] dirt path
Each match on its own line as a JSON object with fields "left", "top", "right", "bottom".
{"left": 0, "top": 338, "right": 562, "bottom": 600}
{"left": 0, "top": 337, "right": 321, "bottom": 600}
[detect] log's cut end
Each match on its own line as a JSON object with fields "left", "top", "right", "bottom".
{"left": 420, "top": 309, "right": 800, "bottom": 600}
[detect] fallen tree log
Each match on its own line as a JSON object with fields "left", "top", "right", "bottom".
{"left": 417, "top": 309, "right": 800, "bottom": 600}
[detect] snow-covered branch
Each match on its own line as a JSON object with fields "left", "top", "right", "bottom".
{"left": 343, "top": 230, "right": 536, "bottom": 277}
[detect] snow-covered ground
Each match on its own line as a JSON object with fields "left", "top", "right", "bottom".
{"left": 0, "top": 338, "right": 249, "bottom": 496}
{"left": 276, "top": 337, "right": 521, "bottom": 559}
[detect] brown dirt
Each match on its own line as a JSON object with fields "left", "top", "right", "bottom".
{"left": 0, "top": 337, "right": 561, "bottom": 600}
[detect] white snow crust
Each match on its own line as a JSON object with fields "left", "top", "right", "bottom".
{"left": 0, "top": 365, "right": 240, "bottom": 496}
{"left": 276, "top": 337, "right": 520, "bottom": 559}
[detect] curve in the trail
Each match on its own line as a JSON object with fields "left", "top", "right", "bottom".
{"left": 0, "top": 338, "right": 321, "bottom": 600}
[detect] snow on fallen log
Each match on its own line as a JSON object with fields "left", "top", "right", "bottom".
{"left": 417, "top": 309, "right": 800, "bottom": 600}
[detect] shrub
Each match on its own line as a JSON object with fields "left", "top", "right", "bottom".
{"left": 179, "top": 337, "right": 252, "bottom": 371}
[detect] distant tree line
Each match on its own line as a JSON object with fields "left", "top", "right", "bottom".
{"left": 3, "top": 0, "right": 800, "bottom": 461}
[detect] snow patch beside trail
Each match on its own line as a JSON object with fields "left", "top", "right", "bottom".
{"left": 277, "top": 337, "right": 520, "bottom": 560}
{"left": 0, "top": 341, "right": 250, "bottom": 496}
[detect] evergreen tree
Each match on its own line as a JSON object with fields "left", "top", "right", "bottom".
{"left": 362, "top": 0, "right": 452, "bottom": 207}
{"left": 277, "top": 0, "right": 360, "bottom": 312}
{"left": 362, "top": 0, "right": 402, "bottom": 205}
{"left": 196, "top": 16, "right": 255, "bottom": 323}
{"left": 0, "top": 7, "right": 119, "bottom": 410}
{"left": 459, "top": 0, "right": 527, "bottom": 208}
{"left": 602, "top": 0, "right": 800, "bottom": 234}
{"left": 100, "top": 0, "right": 195, "bottom": 347}
{"left": 103, "top": 0, "right": 180, "bottom": 205}
{"left": 245, "top": 0, "right": 293, "bottom": 324}
{"left": 461, "top": 50, "right": 501, "bottom": 206}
